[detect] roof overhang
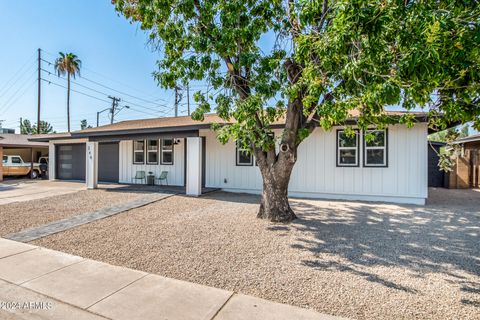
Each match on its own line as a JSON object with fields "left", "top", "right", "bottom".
{"left": 0, "top": 144, "right": 49, "bottom": 148}
{"left": 29, "top": 113, "right": 432, "bottom": 142}
{"left": 451, "top": 134, "right": 480, "bottom": 145}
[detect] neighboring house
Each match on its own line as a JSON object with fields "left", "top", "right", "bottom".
{"left": 31, "top": 112, "right": 430, "bottom": 204}
{"left": 0, "top": 128, "right": 15, "bottom": 134}
{"left": 0, "top": 134, "right": 49, "bottom": 181}
{"left": 448, "top": 133, "right": 480, "bottom": 189}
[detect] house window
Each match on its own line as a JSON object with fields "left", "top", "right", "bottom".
{"left": 337, "top": 130, "right": 359, "bottom": 167}
{"left": 161, "top": 139, "right": 174, "bottom": 165}
{"left": 133, "top": 140, "right": 145, "bottom": 164}
{"left": 364, "top": 129, "right": 388, "bottom": 167}
{"left": 147, "top": 140, "right": 158, "bottom": 164}
{"left": 236, "top": 141, "right": 253, "bottom": 166}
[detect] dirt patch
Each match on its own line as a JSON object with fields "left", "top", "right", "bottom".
{"left": 0, "top": 188, "right": 144, "bottom": 236}
{"left": 32, "top": 189, "right": 480, "bottom": 320}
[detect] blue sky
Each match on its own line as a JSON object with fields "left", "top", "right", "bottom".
{"left": 0, "top": 1, "right": 473, "bottom": 135}
{"left": 0, "top": 0, "right": 184, "bottom": 132}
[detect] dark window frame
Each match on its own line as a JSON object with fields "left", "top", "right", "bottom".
{"left": 236, "top": 141, "right": 253, "bottom": 166}
{"left": 133, "top": 140, "right": 145, "bottom": 164}
{"left": 336, "top": 129, "right": 360, "bottom": 167}
{"left": 160, "top": 138, "right": 174, "bottom": 165}
{"left": 146, "top": 139, "right": 159, "bottom": 165}
{"left": 363, "top": 129, "right": 388, "bottom": 168}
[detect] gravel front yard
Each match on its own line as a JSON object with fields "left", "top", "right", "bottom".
{"left": 0, "top": 187, "right": 146, "bottom": 237}
{"left": 32, "top": 189, "right": 479, "bottom": 320}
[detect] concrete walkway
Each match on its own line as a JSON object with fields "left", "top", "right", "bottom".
{"left": 4, "top": 192, "right": 175, "bottom": 242}
{"left": 0, "top": 238, "right": 345, "bottom": 320}
{"left": 0, "top": 180, "right": 85, "bottom": 205}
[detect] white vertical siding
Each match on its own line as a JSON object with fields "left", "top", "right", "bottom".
{"left": 200, "top": 123, "right": 428, "bottom": 205}
{"left": 118, "top": 139, "right": 185, "bottom": 186}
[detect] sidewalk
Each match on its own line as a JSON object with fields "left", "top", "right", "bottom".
{"left": 0, "top": 238, "right": 345, "bottom": 320}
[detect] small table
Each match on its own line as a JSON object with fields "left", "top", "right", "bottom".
{"left": 146, "top": 174, "right": 155, "bottom": 186}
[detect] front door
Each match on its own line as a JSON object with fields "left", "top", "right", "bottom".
{"left": 98, "top": 142, "right": 119, "bottom": 183}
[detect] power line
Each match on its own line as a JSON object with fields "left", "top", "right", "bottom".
{"left": 41, "top": 68, "right": 173, "bottom": 115}
{"left": 43, "top": 49, "right": 169, "bottom": 101}
{"left": 41, "top": 78, "right": 112, "bottom": 104}
{"left": 0, "top": 77, "right": 37, "bottom": 115}
{"left": 41, "top": 77, "right": 164, "bottom": 119}
{"left": 0, "top": 52, "right": 36, "bottom": 98}
{"left": 0, "top": 70, "right": 37, "bottom": 114}
{"left": 0, "top": 62, "right": 36, "bottom": 101}
{"left": 41, "top": 57, "right": 174, "bottom": 107}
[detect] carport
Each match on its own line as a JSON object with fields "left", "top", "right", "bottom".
{"left": 0, "top": 134, "right": 48, "bottom": 181}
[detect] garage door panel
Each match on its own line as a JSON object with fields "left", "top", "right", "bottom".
{"left": 56, "top": 144, "right": 86, "bottom": 181}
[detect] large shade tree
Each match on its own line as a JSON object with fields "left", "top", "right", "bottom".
{"left": 54, "top": 52, "right": 82, "bottom": 133}
{"left": 114, "top": 0, "right": 479, "bottom": 222}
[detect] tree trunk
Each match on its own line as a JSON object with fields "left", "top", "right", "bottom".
{"left": 67, "top": 73, "right": 71, "bottom": 132}
{"left": 257, "top": 166, "right": 297, "bottom": 223}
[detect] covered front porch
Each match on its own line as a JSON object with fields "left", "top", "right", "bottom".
{"left": 48, "top": 134, "right": 207, "bottom": 197}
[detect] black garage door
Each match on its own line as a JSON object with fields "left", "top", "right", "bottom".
{"left": 98, "top": 142, "right": 119, "bottom": 183}
{"left": 56, "top": 144, "right": 86, "bottom": 180}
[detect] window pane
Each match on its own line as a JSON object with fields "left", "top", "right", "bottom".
{"left": 162, "top": 139, "right": 173, "bottom": 150}
{"left": 2, "top": 156, "right": 7, "bottom": 163}
{"left": 134, "top": 152, "right": 144, "bottom": 163}
{"left": 147, "top": 140, "right": 158, "bottom": 150}
{"left": 162, "top": 151, "right": 173, "bottom": 164}
{"left": 12, "top": 157, "right": 22, "bottom": 164}
{"left": 339, "top": 132, "right": 357, "bottom": 148}
{"left": 366, "top": 149, "right": 385, "bottom": 165}
{"left": 134, "top": 140, "right": 144, "bottom": 151}
{"left": 366, "top": 131, "right": 385, "bottom": 147}
{"left": 148, "top": 152, "right": 158, "bottom": 163}
{"left": 339, "top": 150, "right": 356, "bottom": 164}
{"left": 238, "top": 151, "right": 252, "bottom": 164}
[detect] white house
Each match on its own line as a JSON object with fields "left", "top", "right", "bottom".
{"left": 33, "top": 112, "right": 429, "bottom": 205}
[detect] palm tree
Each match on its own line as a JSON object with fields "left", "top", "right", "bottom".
{"left": 54, "top": 52, "right": 81, "bottom": 132}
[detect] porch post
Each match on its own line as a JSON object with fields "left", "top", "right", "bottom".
{"left": 86, "top": 141, "right": 98, "bottom": 189}
{"left": 48, "top": 142, "right": 55, "bottom": 180}
{"left": 30, "top": 148, "right": 34, "bottom": 179}
{"left": 186, "top": 137, "right": 202, "bottom": 196}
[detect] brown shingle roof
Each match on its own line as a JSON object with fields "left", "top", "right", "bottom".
{"left": 29, "top": 110, "right": 429, "bottom": 141}
{"left": 77, "top": 114, "right": 226, "bottom": 134}
{"left": 75, "top": 110, "right": 427, "bottom": 134}
{"left": 0, "top": 134, "right": 48, "bottom": 147}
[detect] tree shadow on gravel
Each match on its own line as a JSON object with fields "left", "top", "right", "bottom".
{"left": 281, "top": 192, "right": 479, "bottom": 294}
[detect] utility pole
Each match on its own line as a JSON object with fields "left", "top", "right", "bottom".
{"left": 187, "top": 84, "right": 190, "bottom": 116}
{"left": 37, "top": 48, "right": 41, "bottom": 134}
{"left": 108, "top": 96, "right": 121, "bottom": 124}
{"left": 96, "top": 107, "right": 112, "bottom": 127}
{"left": 174, "top": 86, "right": 182, "bottom": 117}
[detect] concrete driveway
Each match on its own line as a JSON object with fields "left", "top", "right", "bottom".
{"left": 0, "top": 180, "right": 85, "bottom": 205}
